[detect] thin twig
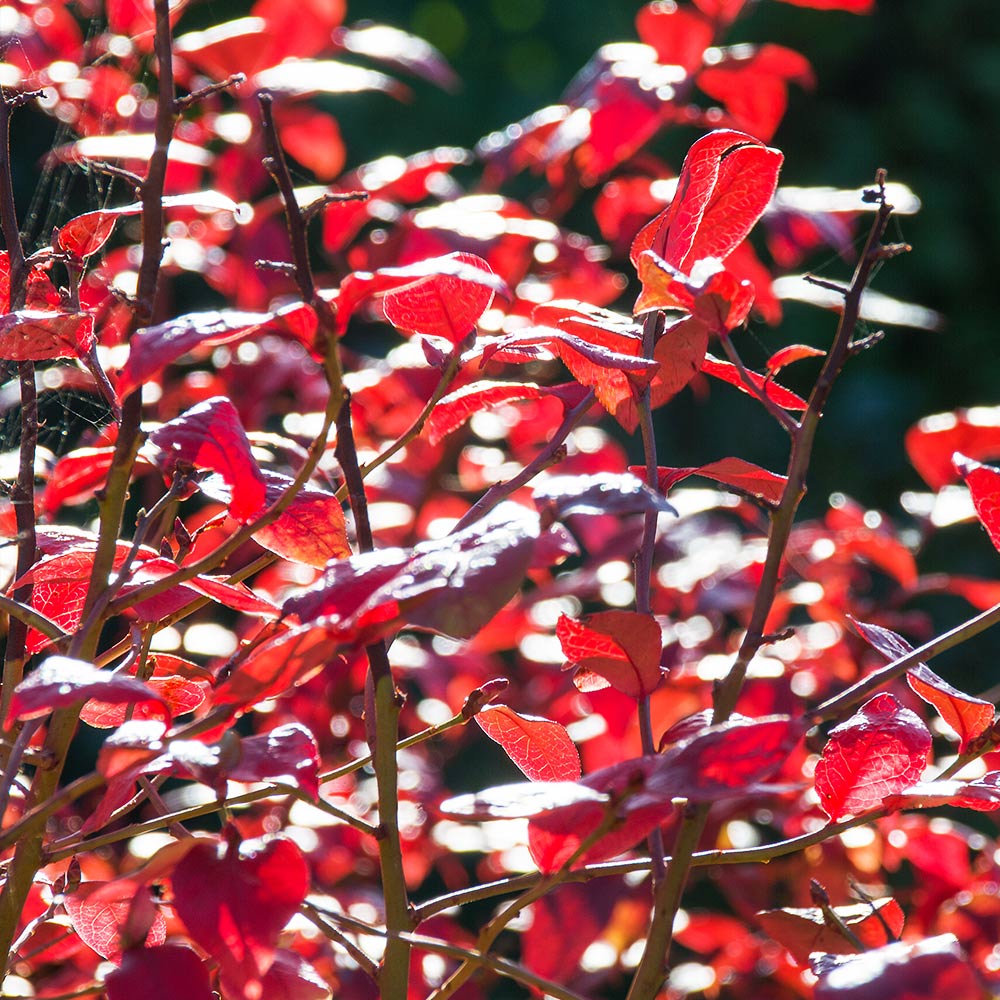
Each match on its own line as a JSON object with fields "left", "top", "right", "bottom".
{"left": 451, "top": 388, "right": 595, "bottom": 532}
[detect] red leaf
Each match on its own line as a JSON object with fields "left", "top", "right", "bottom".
{"left": 252, "top": 949, "right": 331, "bottom": 1000}
{"left": 850, "top": 617, "right": 994, "bottom": 751}
{"left": 286, "top": 502, "right": 540, "bottom": 642}
{"left": 645, "top": 315, "right": 711, "bottom": 419}
{"left": 229, "top": 723, "right": 321, "bottom": 799}
{"left": 171, "top": 835, "right": 310, "bottom": 996}
{"left": 64, "top": 880, "right": 166, "bottom": 963}
{"left": 212, "top": 621, "right": 344, "bottom": 713}
{"left": 116, "top": 305, "right": 316, "bottom": 401}
{"left": 81, "top": 674, "right": 207, "bottom": 729}
{"left": 631, "top": 129, "right": 782, "bottom": 274}
{"left": 767, "top": 343, "right": 826, "bottom": 373}
{"left": 42, "top": 447, "right": 116, "bottom": 517}
{"left": 334, "top": 252, "right": 507, "bottom": 337}
{"left": 905, "top": 407, "right": 1000, "bottom": 490}
{"left": 0, "top": 309, "right": 95, "bottom": 361}
{"left": 954, "top": 454, "right": 1000, "bottom": 553}
{"left": 57, "top": 210, "right": 123, "bottom": 259}
{"left": 814, "top": 693, "right": 931, "bottom": 821}
{"left": 644, "top": 456, "right": 787, "bottom": 506}
{"left": 146, "top": 397, "right": 266, "bottom": 522}
{"left": 106, "top": 944, "right": 214, "bottom": 1000}
{"left": 700, "top": 353, "right": 808, "bottom": 409}
{"left": 697, "top": 44, "right": 814, "bottom": 142}
{"left": 636, "top": 2, "right": 713, "bottom": 72}
{"left": 200, "top": 470, "right": 350, "bottom": 568}
{"left": 759, "top": 897, "right": 904, "bottom": 965}
{"left": 883, "top": 775, "right": 1000, "bottom": 813}
{"left": 475, "top": 705, "right": 582, "bottom": 782}
{"left": 812, "top": 935, "right": 980, "bottom": 1000}
{"left": 426, "top": 381, "right": 577, "bottom": 446}
{"left": 8, "top": 656, "right": 169, "bottom": 726}
{"left": 556, "top": 610, "right": 663, "bottom": 699}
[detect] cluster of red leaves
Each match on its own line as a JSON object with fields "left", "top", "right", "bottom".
{"left": 1, "top": 1, "right": 996, "bottom": 999}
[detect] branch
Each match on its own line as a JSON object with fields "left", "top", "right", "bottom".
{"left": 331, "top": 389, "right": 412, "bottom": 999}
{"left": 624, "top": 172, "right": 899, "bottom": 1000}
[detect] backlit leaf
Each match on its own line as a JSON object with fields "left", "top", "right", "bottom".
{"left": 814, "top": 693, "right": 930, "bottom": 821}
{"left": 905, "top": 407, "right": 1000, "bottom": 490}
{"left": 106, "top": 944, "right": 214, "bottom": 1000}
{"left": 229, "top": 723, "right": 321, "bottom": 799}
{"left": 533, "top": 472, "right": 674, "bottom": 520}
{"left": 117, "top": 304, "right": 316, "bottom": 401}
{"left": 883, "top": 774, "right": 1000, "bottom": 813}
{"left": 8, "top": 656, "right": 169, "bottom": 725}
{"left": 557, "top": 610, "right": 663, "bottom": 699}
{"left": 759, "top": 897, "right": 904, "bottom": 965}
{"left": 0, "top": 310, "right": 95, "bottom": 362}
{"left": 812, "top": 935, "right": 980, "bottom": 1000}
{"left": 955, "top": 454, "right": 1000, "bottom": 554}
{"left": 700, "top": 353, "right": 807, "bottom": 409}
{"left": 476, "top": 705, "right": 582, "bottom": 782}
{"left": 850, "top": 617, "right": 994, "bottom": 751}
{"left": 64, "top": 880, "right": 166, "bottom": 963}
{"left": 171, "top": 836, "right": 309, "bottom": 997}
{"left": 644, "top": 456, "right": 787, "bottom": 506}
{"left": 146, "top": 396, "right": 266, "bottom": 522}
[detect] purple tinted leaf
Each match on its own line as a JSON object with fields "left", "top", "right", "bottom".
{"left": 439, "top": 781, "right": 609, "bottom": 820}
{"left": 533, "top": 473, "right": 676, "bottom": 519}
{"left": 9, "top": 657, "right": 169, "bottom": 725}
{"left": 230, "top": 723, "right": 321, "bottom": 799}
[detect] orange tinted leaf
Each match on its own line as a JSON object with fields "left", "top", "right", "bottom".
{"left": 644, "top": 456, "right": 787, "bottom": 506}
{"left": 476, "top": 705, "right": 582, "bottom": 782}
{"left": 767, "top": 343, "right": 826, "bottom": 373}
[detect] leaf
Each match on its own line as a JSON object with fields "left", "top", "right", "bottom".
{"left": 882, "top": 775, "right": 1000, "bottom": 813}
{"left": 212, "top": 620, "right": 345, "bottom": 713}
{"left": 767, "top": 343, "right": 826, "bottom": 373}
{"left": 439, "top": 780, "right": 610, "bottom": 821}
{"left": 200, "top": 470, "right": 350, "bottom": 568}
{"left": 954, "top": 454, "right": 1000, "bottom": 553}
{"left": 425, "top": 381, "right": 588, "bottom": 446}
{"left": 849, "top": 617, "right": 994, "bottom": 751}
{"left": 556, "top": 611, "right": 663, "bottom": 699}
{"left": 0, "top": 309, "right": 95, "bottom": 361}
{"left": 171, "top": 835, "right": 310, "bottom": 997}
{"left": 253, "top": 950, "right": 332, "bottom": 1000}
{"left": 700, "top": 353, "right": 808, "bottom": 409}
{"left": 656, "top": 714, "right": 801, "bottom": 800}
{"left": 81, "top": 674, "right": 208, "bottom": 729}
{"left": 904, "top": 407, "right": 1000, "bottom": 490}
{"left": 335, "top": 252, "right": 508, "bottom": 336}
{"left": 697, "top": 44, "right": 814, "bottom": 142}
{"left": 812, "top": 935, "right": 981, "bottom": 1000}
{"left": 286, "top": 502, "right": 540, "bottom": 641}
{"left": 381, "top": 251, "right": 499, "bottom": 342}
{"left": 229, "top": 723, "right": 321, "bottom": 799}
{"left": 116, "top": 304, "right": 316, "bottom": 401}
{"left": 635, "top": 1, "right": 714, "bottom": 72}
{"left": 631, "top": 129, "right": 782, "bottom": 274}
{"left": 106, "top": 944, "right": 215, "bottom": 1000}
{"left": 533, "top": 472, "right": 674, "bottom": 520}
{"left": 475, "top": 705, "right": 582, "bottom": 782}
{"left": 8, "top": 656, "right": 169, "bottom": 725}
{"left": 334, "top": 23, "right": 459, "bottom": 91}
{"left": 146, "top": 396, "right": 266, "bottom": 522}
{"left": 814, "top": 693, "right": 931, "bottom": 821}
{"left": 759, "top": 897, "right": 904, "bottom": 965}
{"left": 483, "top": 327, "right": 657, "bottom": 425}
{"left": 253, "top": 58, "right": 409, "bottom": 99}
{"left": 643, "top": 457, "right": 787, "bottom": 506}
{"left": 42, "top": 446, "right": 116, "bottom": 517}
{"left": 64, "top": 880, "right": 166, "bottom": 963}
